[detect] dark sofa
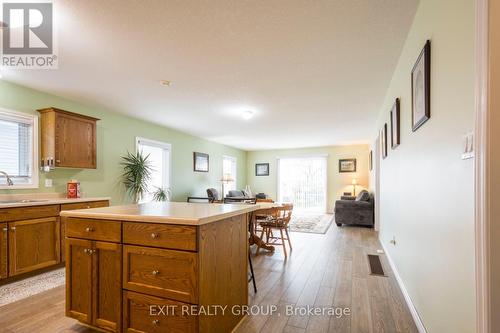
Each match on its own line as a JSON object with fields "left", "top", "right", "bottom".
{"left": 334, "top": 190, "right": 374, "bottom": 227}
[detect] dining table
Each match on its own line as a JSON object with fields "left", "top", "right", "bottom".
{"left": 247, "top": 202, "right": 283, "bottom": 252}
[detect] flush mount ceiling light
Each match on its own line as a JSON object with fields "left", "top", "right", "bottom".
{"left": 241, "top": 110, "right": 254, "bottom": 120}
{"left": 159, "top": 80, "right": 171, "bottom": 86}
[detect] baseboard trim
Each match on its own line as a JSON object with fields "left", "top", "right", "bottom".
{"left": 380, "top": 242, "right": 427, "bottom": 333}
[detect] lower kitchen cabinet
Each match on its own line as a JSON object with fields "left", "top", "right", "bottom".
{"left": 0, "top": 223, "right": 7, "bottom": 279}
{"left": 66, "top": 238, "right": 122, "bottom": 332}
{"left": 8, "top": 217, "right": 60, "bottom": 276}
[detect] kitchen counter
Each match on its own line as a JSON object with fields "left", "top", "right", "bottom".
{"left": 60, "top": 201, "right": 270, "bottom": 225}
{"left": 0, "top": 195, "right": 111, "bottom": 208}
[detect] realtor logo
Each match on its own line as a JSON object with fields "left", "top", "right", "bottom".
{"left": 1, "top": 2, "right": 57, "bottom": 69}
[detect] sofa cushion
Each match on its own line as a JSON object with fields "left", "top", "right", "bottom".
{"left": 355, "top": 190, "right": 370, "bottom": 202}
{"left": 228, "top": 190, "right": 245, "bottom": 197}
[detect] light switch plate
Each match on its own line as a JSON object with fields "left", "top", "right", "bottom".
{"left": 45, "top": 179, "right": 53, "bottom": 187}
{"left": 462, "top": 132, "right": 474, "bottom": 160}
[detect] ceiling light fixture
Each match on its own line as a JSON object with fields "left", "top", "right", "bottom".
{"left": 242, "top": 110, "right": 254, "bottom": 120}
{"left": 159, "top": 80, "right": 171, "bottom": 86}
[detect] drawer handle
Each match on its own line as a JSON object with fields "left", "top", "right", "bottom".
{"left": 85, "top": 227, "right": 94, "bottom": 232}
{"left": 151, "top": 233, "right": 159, "bottom": 239}
{"left": 152, "top": 319, "right": 160, "bottom": 326}
{"left": 152, "top": 270, "right": 160, "bottom": 276}
{"left": 10, "top": 227, "right": 16, "bottom": 231}
{"left": 2, "top": 227, "right": 7, "bottom": 232}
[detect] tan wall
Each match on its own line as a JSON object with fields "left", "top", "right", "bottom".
{"left": 246, "top": 144, "right": 370, "bottom": 213}
{"left": 371, "top": 0, "right": 476, "bottom": 331}
{"left": 488, "top": 1, "right": 500, "bottom": 331}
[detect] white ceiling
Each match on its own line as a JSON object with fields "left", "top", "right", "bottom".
{"left": 2, "top": 0, "right": 418, "bottom": 151}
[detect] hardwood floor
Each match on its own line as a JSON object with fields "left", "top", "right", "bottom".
{"left": 0, "top": 225, "right": 418, "bottom": 333}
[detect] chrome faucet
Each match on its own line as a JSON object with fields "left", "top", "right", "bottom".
{"left": 0, "top": 171, "right": 13, "bottom": 186}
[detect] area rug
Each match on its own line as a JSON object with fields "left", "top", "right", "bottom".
{"left": 289, "top": 213, "right": 334, "bottom": 234}
{"left": 0, "top": 267, "right": 65, "bottom": 307}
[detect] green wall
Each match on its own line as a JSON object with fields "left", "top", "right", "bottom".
{"left": 371, "top": 0, "right": 475, "bottom": 331}
{"left": 0, "top": 80, "right": 247, "bottom": 204}
{"left": 246, "top": 144, "right": 370, "bottom": 213}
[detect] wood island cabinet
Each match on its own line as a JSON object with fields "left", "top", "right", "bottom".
{"left": 66, "top": 238, "right": 122, "bottom": 332}
{"left": 38, "top": 107, "right": 99, "bottom": 169}
{"left": 63, "top": 203, "right": 250, "bottom": 333}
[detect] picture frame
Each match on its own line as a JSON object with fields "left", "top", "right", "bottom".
{"left": 390, "top": 98, "right": 401, "bottom": 149}
{"left": 339, "top": 158, "right": 356, "bottom": 173}
{"left": 369, "top": 150, "right": 373, "bottom": 171}
{"left": 193, "top": 152, "right": 209, "bottom": 172}
{"left": 381, "top": 123, "right": 388, "bottom": 159}
{"left": 255, "top": 163, "right": 269, "bottom": 176}
{"left": 411, "top": 40, "right": 431, "bottom": 131}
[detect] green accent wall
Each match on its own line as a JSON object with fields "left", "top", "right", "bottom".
{"left": 0, "top": 80, "right": 247, "bottom": 204}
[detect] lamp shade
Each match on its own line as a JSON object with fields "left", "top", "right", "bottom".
{"left": 351, "top": 178, "right": 358, "bottom": 185}
{"left": 221, "top": 173, "right": 234, "bottom": 183}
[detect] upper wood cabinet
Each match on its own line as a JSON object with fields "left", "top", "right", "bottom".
{"left": 38, "top": 107, "right": 99, "bottom": 169}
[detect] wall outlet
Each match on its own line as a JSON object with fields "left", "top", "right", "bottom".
{"left": 390, "top": 236, "right": 396, "bottom": 246}
{"left": 45, "top": 179, "right": 53, "bottom": 187}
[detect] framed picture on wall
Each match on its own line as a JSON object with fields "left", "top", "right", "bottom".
{"left": 339, "top": 158, "right": 356, "bottom": 173}
{"left": 381, "top": 123, "right": 388, "bottom": 159}
{"left": 390, "top": 98, "right": 401, "bottom": 149}
{"left": 193, "top": 152, "right": 209, "bottom": 172}
{"left": 369, "top": 150, "right": 373, "bottom": 171}
{"left": 411, "top": 40, "right": 431, "bottom": 131}
{"left": 255, "top": 163, "right": 270, "bottom": 176}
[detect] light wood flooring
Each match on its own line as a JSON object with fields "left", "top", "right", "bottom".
{"left": 0, "top": 225, "right": 418, "bottom": 333}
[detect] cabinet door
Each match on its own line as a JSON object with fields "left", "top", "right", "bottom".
{"left": 0, "top": 223, "right": 7, "bottom": 279}
{"left": 66, "top": 238, "right": 93, "bottom": 324}
{"left": 8, "top": 217, "right": 60, "bottom": 276}
{"left": 93, "top": 241, "right": 122, "bottom": 333}
{"left": 55, "top": 113, "right": 96, "bottom": 168}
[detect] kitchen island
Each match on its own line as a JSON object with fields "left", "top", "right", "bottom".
{"left": 60, "top": 202, "right": 264, "bottom": 333}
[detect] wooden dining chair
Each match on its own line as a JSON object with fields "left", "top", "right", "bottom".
{"left": 257, "top": 204, "right": 293, "bottom": 257}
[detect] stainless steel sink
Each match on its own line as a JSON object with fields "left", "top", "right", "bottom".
{"left": 0, "top": 199, "right": 50, "bottom": 204}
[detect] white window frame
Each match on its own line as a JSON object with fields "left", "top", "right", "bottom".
{"left": 222, "top": 155, "right": 237, "bottom": 195}
{"left": 135, "top": 137, "right": 172, "bottom": 201}
{"left": 0, "top": 108, "right": 39, "bottom": 189}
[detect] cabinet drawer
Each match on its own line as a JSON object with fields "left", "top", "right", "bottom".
{"left": 123, "top": 245, "right": 197, "bottom": 303}
{"left": 123, "top": 290, "right": 197, "bottom": 333}
{"left": 61, "top": 200, "right": 109, "bottom": 211}
{"left": 66, "top": 218, "right": 121, "bottom": 242}
{"left": 0, "top": 205, "right": 60, "bottom": 222}
{"left": 123, "top": 223, "right": 196, "bottom": 251}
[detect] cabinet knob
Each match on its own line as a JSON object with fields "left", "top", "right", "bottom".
{"left": 152, "top": 319, "right": 160, "bottom": 326}
{"left": 10, "top": 226, "right": 16, "bottom": 231}
{"left": 86, "top": 205, "right": 90, "bottom": 209}
{"left": 56, "top": 160, "right": 61, "bottom": 163}
{"left": 152, "top": 270, "right": 160, "bottom": 276}
{"left": 151, "top": 233, "right": 159, "bottom": 239}
{"left": 85, "top": 227, "right": 94, "bottom": 232}
{"left": 83, "top": 249, "right": 89, "bottom": 254}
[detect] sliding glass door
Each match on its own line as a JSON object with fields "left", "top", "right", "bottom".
{"left": 278, "top": 156, "right": 327, "bottom": 213}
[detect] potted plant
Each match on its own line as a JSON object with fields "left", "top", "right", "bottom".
{"left": 153, "top": 187, "right": 171, "bottom": 202}
{"left": 120, "top": 151, "right": 153, "bottom": 203}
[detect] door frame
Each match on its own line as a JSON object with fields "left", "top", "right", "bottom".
{"left": 474, "top": 0, "right": 490, "bottom": 331}
{"left": 276, "top": 155, "right": 328, "bottom": 213}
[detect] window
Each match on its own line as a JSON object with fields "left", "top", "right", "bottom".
{"left": 277, "top": 156, "right": 327, "bottom": 213}
{"left": 0, "top": 108, "right": 38, "bottom": 188}
{"left": 136, "top": 137, "right": 171, "bottom": 203}
{"left": 222, "top": 155, "right": 237, "bottom": 196}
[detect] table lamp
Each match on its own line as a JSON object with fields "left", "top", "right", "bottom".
{"left": 352, "top": 178, "right": 358, "bottom": 196}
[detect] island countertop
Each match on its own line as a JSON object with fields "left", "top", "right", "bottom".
{"left": 60, "top": 201, "right": 274, "bottom": 225}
